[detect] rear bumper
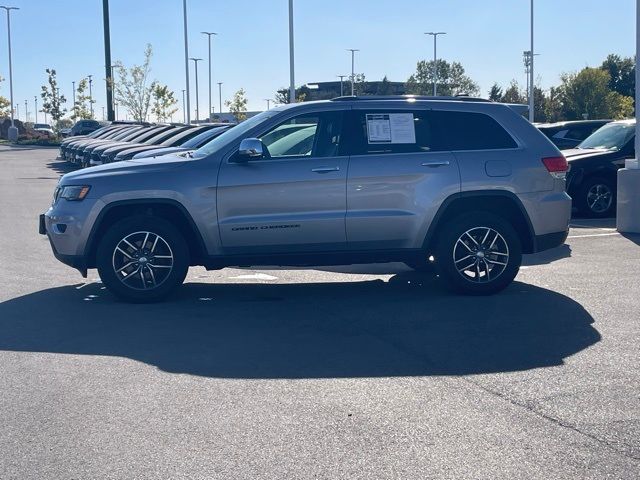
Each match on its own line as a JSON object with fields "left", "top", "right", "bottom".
{"left": 533, "top": 230, "right": 568, "bottom": 253}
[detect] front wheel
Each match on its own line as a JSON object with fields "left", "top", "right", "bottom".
{"left": 96, "top": 216, "right": 190, "bottom": 303}
{"left": 435, "top": 212, "right": 522, "bottom": 295}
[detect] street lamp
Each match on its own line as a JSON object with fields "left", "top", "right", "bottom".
{"left": 201, "top": 31, "right": 217, "bottom": 121}
{"left": 181, "top": 89, "right": 186, "bottom": 124}
{"left": 264, "top": 99, "right": 271, "bottom": 110}
{"left": 337, "top": 75, "right": 347, "bottom": 97}
{"left": 288, "top": 0, "right": 295, "bottom": 103}
{"left": 1, "top": 5, "right": 19, "bottom": 141}
{"left": 217, "top": 82, "right": 223, "bottom": 116}
{"left": 189, "top": 57, "right": 202, "bottom": 122}
{"left": 347, "top": 49, "right": 359, "bottom": 96}
{"left": 182, "top": 0, "right": 191, "bottom": 124}
{"left": 34, "top": 96, "right": 37, "bottom": 124}
{"left": 425, "top": 32, "right": 446, "bottom": 96}
{"left": 72, "top": 81, "right": 76, "bottom": 119}
{"left": 24, "top": 99, "right": 27, "bottom": 122}
{"left": 88, "top": 74, "right": 94, "bottom": 118}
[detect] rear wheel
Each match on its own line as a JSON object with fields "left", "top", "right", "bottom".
{"left": 576, "top": 176, "right": 615, "bottom": 218}
{"left": 435, "top": 212, "right": 522, "bottom": 295}
{"left": 96, "top": 216, "right": 189, "bottom": 303}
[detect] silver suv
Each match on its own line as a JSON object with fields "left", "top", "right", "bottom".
{"left": 40, "top": 96, "right": 571, "bottom": 302}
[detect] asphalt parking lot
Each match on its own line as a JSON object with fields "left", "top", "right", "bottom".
{"left": 0, "top": 145, "right": 639, "bottom": 479}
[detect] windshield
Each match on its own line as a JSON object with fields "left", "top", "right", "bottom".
{"left": 181, "top": 126, "right": 229, "bottom": 148}
{"left": 579, "top": 123, "right": 635, "bottom": 151}
{"left": 193, "top": 110, "right": 279, "bottom": 158}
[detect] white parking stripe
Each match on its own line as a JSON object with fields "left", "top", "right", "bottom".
{"left": 567, "top": 232, "right": 620, "bottom": 239}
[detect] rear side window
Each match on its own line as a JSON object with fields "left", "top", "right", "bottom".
{"left": 347, "top": 109, "right": 517, "bottom": 155}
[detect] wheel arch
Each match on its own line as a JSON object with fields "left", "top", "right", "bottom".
{"left": 84, "top": 199, "right": 207, "bottom": 269}
{"left": 423, "top": 191, "right": 536, "bottom": 254}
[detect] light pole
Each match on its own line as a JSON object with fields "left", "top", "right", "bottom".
{"left": 347, "top": 49, "right": 359, "bottom": 96}
{"left": 181, "top": 89, "right": 186, "bottom": 123}
{"left": 337, "top": 75, "right": 347, "bottom": 97}
{"left": 425, "top": 32, "right": 446, "bottom": 96}
{"left": 102, "top": 0, "right": 114, "bottom": 121}
{"left": 529, "top": 0, "right": 535, "bottom": 122}
{"left": 15, "top": 103, "right": 18, "bottom": 120}
{"left": 201, "top": 31, "right": 217, "bottom": 121}
{"left": 72, "top": 81, "right": 76, "bottom": 119}
{"left": 264, "top": 99, "right": 271, "bottom": 110}
{"left": 1, "top": 5, "right": 19, "bottom": 141}
{"left": 24, "top": 99, "right": 27, "bottom": 122}
{"left": 182, "top": 0, "right": 191, "bottom": 124}
{"left": 217, "top": 82, "right": 223, "bottom": 115}
{"left": 34, "top": 96, "right": 37, "bottom": 124}
{"left": 102, "top": 106, "right": 105, "bottom": 120}
{"left": 88, "top": 74, "right": 94, "bottom": 118}
{"left": 190, "top": 57, "right": 202, "bottom": 122}
{"left": 114, "top": 101, "right": 118, "bottom": 120}
{"left": 288, "top": 0, "right": 295, "bottom": 103}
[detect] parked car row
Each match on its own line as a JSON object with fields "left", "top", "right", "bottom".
{"left": 58, "top": 122, "right": 233, "bottom": 168}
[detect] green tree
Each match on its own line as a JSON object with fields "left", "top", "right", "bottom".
{"left": 600, "top": 54, "right": 635, "bottom": 98}
{"left": 0, "top": 75, "right": 11, "bottom": 117}
{"left": 72, "top": 78, "right": 93, "bottom": 120}
{"left": 225, "top": 88, "right": 248, "bottom": 122}
{"left": 150, "top": 83, "right": 178, "bottom": 122}
{"left": 275, "top": 86, "right": 308, "bottom": 104}
{"left": 113, "top": 44, "right": 154, "bottom": 122}
{"left": 500, "top": 80, "right": 527, "bottom": 104}
{"left": 558, "top": 67, "right": 633, "bottom": 120}
{"left": 375, "top": 75, "right": 393, "bottom": 95}
{"left": 406, "top": 59, "right": 479, "bottom": 96}
{"left": 40, "top": 68, "right": 67, "bottom": 126}
{"left": 488, "top": 83, "right": 503, "bottom": 102}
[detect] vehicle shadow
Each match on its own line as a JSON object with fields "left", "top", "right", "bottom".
{"left": 46, "top": 160, "right": 78, "bottom": 175}
{"left": 620, "top": 233, "right": 640, "bottom": 246}
{"left": 0, "top": 275, "right": 600, "bottom": 379}
{"left": 570, "top": 217, "right": 616, "bottom": 228}
{"left": 522, "top": 244, "right": 572, "bottom": 266}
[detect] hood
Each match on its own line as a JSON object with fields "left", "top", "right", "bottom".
{"left": 133, "top": 147, "right": 188, "bottom": 159}
{"left": 115, "top": 145, "right": 161, "bottom": 157}
{"left": 60, "top": 154, "right": 193, "bottom": 184}
{"left": 563, "top": 147, "right": 612, "bottom": 161}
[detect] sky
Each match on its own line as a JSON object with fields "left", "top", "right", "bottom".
{"left": 0, "top": 0, "right": 636, "bottom": 122}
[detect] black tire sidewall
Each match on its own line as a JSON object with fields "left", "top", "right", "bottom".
{"left": 435, "top": 212, "right": 522, "bottom": 295}
{"left": 96, "top": 215, "right": 189, "bottom": 302}
{"left": 577, "top": 176, "right": 616, "bottom": 218}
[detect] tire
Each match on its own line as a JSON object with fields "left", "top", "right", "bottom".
{"left": 434, "top": 212, "right": 522, "bottom": 295}
{"left": 575, "top": 176, "right": 616, "bottom": 218}
{"left": 96, "top": 215, "right": 190, "bottom": 303}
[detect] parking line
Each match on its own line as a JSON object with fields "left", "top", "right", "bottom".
{"left": 567, "top": 232, "right": 620, "bottom": 239}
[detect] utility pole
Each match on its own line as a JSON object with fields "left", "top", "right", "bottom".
{"left": 337, "top": 75, "right": 347, "bottom": 97}
{"left": 102, "top": 0, "right": 114, "bottom": 121}
{"left": 182, "top": 89, "right": 186, "bottom": 123}
{"left": 24, "top": 99, "right": 27, "bottom": 122}
{"left": 1, "top": 5, "right": 19, "bottom": 141}
{"left": 217, "top": 82, "right": 223, "bottom": 116}
{"left": 347, "top": 49, "right": 359, "bottom": 96}
{"left": 264, "top": 99, "right": 271, "bottom": 110}
{"left": 182, "top": 0, "right": 191, "bottom": 124}
{"left": 201, "top": 31, "right": 217, "bottom": 121}
{"left": 72, "top": 81, "right": 76, "bottom": 119}
{"left": 425, "top": 32, "right": 446, "bottom": 96}
{"left": 288, "top": 0, "right": 295, "bottom": 103}
{"left": 34, "top": 96, "right": 37, "bottom": 123}
{"left": 529, "top": 0, "right": 535, "bottom": 122}
{"left": 190, "top": 57, "right": 202, "bottom": 122}
{"left": 88, "top": 74, "right": 94, "bottom": 118}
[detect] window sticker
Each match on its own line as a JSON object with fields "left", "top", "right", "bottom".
{"left": 366, "top": 113, "right": 416, "bottom": 144}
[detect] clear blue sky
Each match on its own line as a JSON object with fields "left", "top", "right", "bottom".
{"left": 0, "top": 0, "right": 635, "bottom": 121}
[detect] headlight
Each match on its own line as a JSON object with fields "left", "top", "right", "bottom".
{"left": 58, "top": 185, "right": 91, "bottom": 201}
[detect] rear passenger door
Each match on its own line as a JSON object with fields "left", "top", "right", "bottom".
{"left": 344, "top": 108, "right": 459, "bottom": 250}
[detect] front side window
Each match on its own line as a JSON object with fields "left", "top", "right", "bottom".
{"left": 257, "top": 111, "right": 344, "bottom": 159}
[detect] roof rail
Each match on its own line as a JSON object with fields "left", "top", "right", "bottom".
{"left": 330, "top": 95, "right": 492, "bottom": 103}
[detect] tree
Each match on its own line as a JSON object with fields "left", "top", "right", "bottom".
{"left": 72, "top": 78, "right": 93, "bottom": 120}
{"left": 40, "top": 68, "right": 67, "bottom": 126}
{"left": 600, "top": 54, "right": 635, "bottom": 98}
{"left": 488, "top": 83, "right": 503, "bottom": 102}
{"left": 275, "top": 86, "right": 308, "bottom": 104}
{"left": 0, "top": 75, "right": 10, "bottom": 117}
{"left": 151, "top": 83, "right": 178, "bottom": 122}
{"left": 113, "top": 44, "right": 154, "bottom": 122}
{"left": 406, "top": 59, "right": 480, "bottom": 96}
{"left": 500, "top": 80, "right": 527, "bottom": 104}
{"left": 375, "top": 76, "right": 393, "bottom": 95}
{"left": 225, "top": 88, "right": 248, "bottom": 121}
{"left": 558, "top": 68, "right": 633, "bottom": 120}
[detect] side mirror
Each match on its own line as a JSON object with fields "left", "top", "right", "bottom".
{"left": 237, "top": 138, "right": 264, "bottom": 161}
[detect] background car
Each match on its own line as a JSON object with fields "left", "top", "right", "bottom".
{"left": 68, "top": 119, "right": 104, "bottom": 137}
{"left": 131, "top": 125, "right": 233, "bottom": 159}
{"left": 564, "top": 119, "right": 635, "bottom": 217}
{"left": 538, "top": 120, "right": 611, "bottom": 150}
{"left": 32, "top": 123, "right": 54, "bottom": 136}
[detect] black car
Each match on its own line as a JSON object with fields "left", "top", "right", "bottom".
{"left": 68, "top": 119, "right": 104, "bottom": 137}
{"left": 565, "top": 120, "right": 634, "bottom": 217}
{"left": 538, "top": 120, "right": 611, "bottom": 150}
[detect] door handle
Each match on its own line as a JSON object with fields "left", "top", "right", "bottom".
{"left": 311, "top": 166, "right": 340, "bottom": 173}
{"left": 421, "top": 160, "right": 450, "bottom": 167}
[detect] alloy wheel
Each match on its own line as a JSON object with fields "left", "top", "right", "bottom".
{"left": 112, "top": 231, "right": 174, "bottom": 291}
{"left": 453, "top": 227, "right": 509, "bottom": 283}
{"left": 587, "top": 183, "right": 613, "bottom": 214}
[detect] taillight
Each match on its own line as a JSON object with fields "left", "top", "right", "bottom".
{"left": 542, "top": 156, "right": 568, "bottom": 178}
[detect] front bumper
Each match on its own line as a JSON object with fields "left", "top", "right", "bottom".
{"left": 39, "top": 214, "right": 87, "bottom": 277}
{"left": 533, "top": 229, "right": 569, "bottom": 253}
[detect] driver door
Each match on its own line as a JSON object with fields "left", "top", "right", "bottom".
{"left": 217, "top": 110, "right": 348, "bottom": 254}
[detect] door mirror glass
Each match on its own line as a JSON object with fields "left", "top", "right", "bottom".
{"left": 238, "top": 138, "right": 264, "bottom": 161}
